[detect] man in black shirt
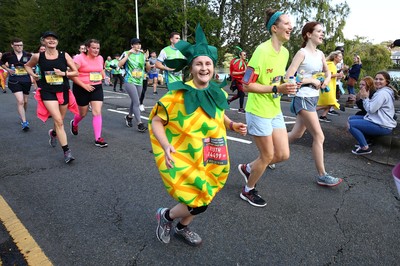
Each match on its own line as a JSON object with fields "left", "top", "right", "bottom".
{"left": 0, "top": 38, "right": 32, "bottom": 131}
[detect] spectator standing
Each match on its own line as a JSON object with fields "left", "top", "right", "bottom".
{"left": 345, "top": 54, "right": 362, "bottom": 106}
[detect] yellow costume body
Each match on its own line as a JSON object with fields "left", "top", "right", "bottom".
{"left": 317, "top": 61, "right": 340, "bottom": 109}
{"left": 149, "top": 80, "right": 229, "bottom": 208}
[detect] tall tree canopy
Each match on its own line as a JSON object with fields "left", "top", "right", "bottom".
{"left": 0, "top": 0, "right": 394, "bottom": 75}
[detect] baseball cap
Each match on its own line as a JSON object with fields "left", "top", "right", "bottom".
{"left": 42, "top": 31, "right": 58, "bottom": 39}
{"left": 130, "top": 38, "right": 141, "bottom": 45}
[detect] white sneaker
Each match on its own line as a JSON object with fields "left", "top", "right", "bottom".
{"left": 139, "top": 104, "right": 145, "bottom": 112}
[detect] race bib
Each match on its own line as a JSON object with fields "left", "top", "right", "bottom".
{"left": 44, "top": 71, "right": 63, "bottom": 85}
{"left": 172, "top": 71, "right": 182, "bottom": 77}
{"left": 15, "top": 66, "right": 28, "bottom": 76}
{"left": 89, "top": 72, "right": 102, "bottom": 82}
{"left": 203, "top": 137, "right": 228, "bottom": 166}
{"left": 131, "top": 69, "right": 143, "bottom": 78}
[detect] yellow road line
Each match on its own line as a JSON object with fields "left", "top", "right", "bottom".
{"left": 0, "top": 195, "right": 52, "bottom": 266}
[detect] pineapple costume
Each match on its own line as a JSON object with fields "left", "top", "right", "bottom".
{"left": 149, "top": 24, "right": 230, "bottom": 208}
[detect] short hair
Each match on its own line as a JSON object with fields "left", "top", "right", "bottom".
{"left": 11, "top": 38, "right": 23, "bottom": 44}
{"left": 169, "top": 32, "right": 180, "bottom": 39}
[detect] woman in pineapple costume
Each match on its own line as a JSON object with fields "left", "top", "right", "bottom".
{"left": 150, "top": 24, "right": 247, "bottom": 246}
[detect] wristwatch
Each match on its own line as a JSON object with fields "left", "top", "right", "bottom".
{"left": 272, "top": 85, "right": 278, "bottom": 94}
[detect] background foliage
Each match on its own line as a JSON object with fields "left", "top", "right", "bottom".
{"left": 0, "top": 0, "right": 396, "bottom": 77}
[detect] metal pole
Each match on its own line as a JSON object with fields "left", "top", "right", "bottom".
{"left": 135, "top": 0, "right": 139, "bottom": 38}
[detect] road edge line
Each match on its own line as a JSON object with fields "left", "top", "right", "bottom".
{"left": 0, "top": 195, "right": 53, "bottom": 266}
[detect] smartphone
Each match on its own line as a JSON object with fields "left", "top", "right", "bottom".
{"left": 242, "top": 66, "right": 258, "bottom": 85}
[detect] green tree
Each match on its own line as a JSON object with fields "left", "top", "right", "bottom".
{"left": 344, "top": 38, "right": 392, "bottom": 78}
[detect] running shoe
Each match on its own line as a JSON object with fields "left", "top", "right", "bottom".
{"left": 156, "top": 208, "right": 172, "bottom": 244}
{"left": 238, "top": 164, "right": 250, "bottom": 183}
{"left": 352, "top": 147, "right": 372, "bottom": 155}
{"left": 139, "top": 104, "right": 145, "bottom": 112}
{"left": 64, "top": 149, "right": 75, "bottom": 164}
{"left": 319, "top": 116, "right": 331, "bottom": 123}
{"left": 21, "top": 121, "right": 30, "bottom": 131}
{"left": 240, "top": 187, "right": 267, "bottom": 207}
{"left": 125, "top": 115, "right": 133, "bottom": 127}
{"left": 327, "top": 110, "right": 339, "bottom": 116}
{"left": 48, "top": 129, "right": 57, "bottom": 147}
{"left": 174, "top": 226, "right": 202, "bottom": 246}
{"left": 268, "top": 164, "right": 276, "bottom": 170}
{"left": 317, "top": 173, "right": 343, "bottom": 187}
{"left": 137, "top": 123, "right": 148, "bottom": 133}
{"left": 70, "top": 120, "right": 78, "bottom": 135}
{"left": 238, "top": 108, "right": 246, "bottom": 114}
{"left": 95, "top": 137, "right": 108, "bottom": 148}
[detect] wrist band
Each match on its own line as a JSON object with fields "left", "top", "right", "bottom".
{"left": 229, "top": 121, "right": 234, "bottom": 131}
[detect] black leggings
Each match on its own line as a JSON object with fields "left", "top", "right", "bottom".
{"left": 113, "top": 74, "right": 124, "bottom": 89}
{"left": 229, "top": 89, "right": 245, "bottom": 108}
{"left": 140, "top": 78, "right": 148, "bottom": 104}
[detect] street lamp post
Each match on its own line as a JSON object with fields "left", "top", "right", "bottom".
{"left": 135, "top": 0, "right": 139, "bottom": 38}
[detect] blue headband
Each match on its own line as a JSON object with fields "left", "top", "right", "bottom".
{"left": 266, "top": 11, "right": 283, "bottom": 33}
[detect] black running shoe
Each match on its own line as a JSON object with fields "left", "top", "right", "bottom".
{"left": 240, "top": 187, "right": 267, "bottom": 207}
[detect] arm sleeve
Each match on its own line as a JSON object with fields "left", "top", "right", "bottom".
{"left": 73, "top": 54, "right": 82, "bottom": 67}
{"left": 157, "top": 49, "right": 167, "bottom": 63}
{"left": 363, "top": 91, "right": 387, "bottom": 114}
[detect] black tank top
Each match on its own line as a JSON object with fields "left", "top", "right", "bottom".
{"left": 37, "top": 51, "right": 69, "bottom": 92}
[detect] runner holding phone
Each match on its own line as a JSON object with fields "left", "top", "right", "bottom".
{"left": 237, "top": 8, "right": 297, "bottom": 207}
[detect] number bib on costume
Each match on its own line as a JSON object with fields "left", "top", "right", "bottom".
{"left": 15, "top": 66, "right": 28, "bottom": 76}
{"left": 172, "top": 71, "right": 182, "bottom": 77}
{"left": 203, "top": 137, "right": 228, "bottom": 166}
{"left": 89, "top": 72, "right": 102, "bottom": 82}
{"left": 44, "top": 71, "right": 63, "bottom": 85}
{"left": 131, "top": 68, "right": 143, "bottom": 78}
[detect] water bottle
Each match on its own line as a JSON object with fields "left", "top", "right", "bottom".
{"left": 10, "top": 64, "right": 15, "bottom": 76}
{"left": 35, "top": 65, "right": 41, "bottom": 80}
{"left": 288, "top": 76, "right": 296, "bottom": 97}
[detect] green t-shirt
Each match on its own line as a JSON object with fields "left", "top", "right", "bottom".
{"left": 122, "top": 51, "right": 145, "bottom": 85}
{"left": 104, "top": 59, "right": 113, "bottom": 71}
{"left": 158, "top": 46, "right": 185, "bottom": 85}
{"left": 110, "top": 59, "right": 121, "bottom": 75}
{"left": 246, "top": 39, "right": 289, "bottom": 118}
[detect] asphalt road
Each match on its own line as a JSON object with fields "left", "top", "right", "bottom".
{"left": 0, "top": 85, "right": 399, "bottom": 265}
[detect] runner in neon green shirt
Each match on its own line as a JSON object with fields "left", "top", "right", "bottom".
{"left": 237, "top": 8, "right": 297, "bottom": 207}
{"left": 155, "top": 32, "right": 185, "bottom": 88}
